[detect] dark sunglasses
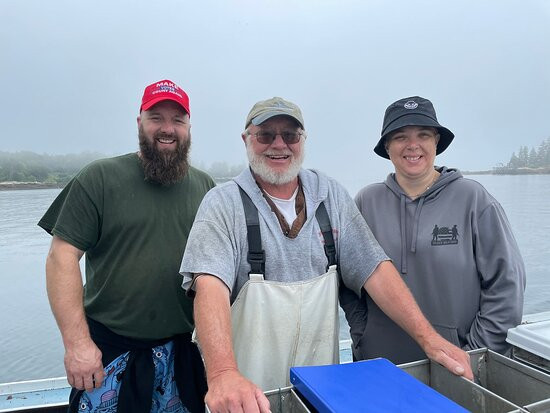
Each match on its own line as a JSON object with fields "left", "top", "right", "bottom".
{"left": 250, "top": 130, "right": 303, "bottom": 145}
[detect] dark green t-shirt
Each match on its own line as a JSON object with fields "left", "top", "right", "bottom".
{"left": 38, "top": 153, "right": 215, "bottom": 339}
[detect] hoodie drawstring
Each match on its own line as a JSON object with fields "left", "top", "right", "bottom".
{"left": 411, "top": 196, "right": 425, "bottom": 253}
{"left": 399, "top": 194, "right": 426, "bottom": 274}
{"left": 399, "top": 194, "right": 407, "bottom": 274}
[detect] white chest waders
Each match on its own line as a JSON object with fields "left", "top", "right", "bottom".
{"left": 230, "top": 187, "right": 340, "bottom": 391}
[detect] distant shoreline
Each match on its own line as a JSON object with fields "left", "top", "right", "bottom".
{"left": 0, "top": 182, "right": 64, "bottom": 191}
{"left": 463, "top": 167, "right": 550, "bottom": 175}
{"left": 3, "top": 170, "right": 550, "bottom": 191}
{"left": 0, "top": 178, "right": 232, "bottom": 191}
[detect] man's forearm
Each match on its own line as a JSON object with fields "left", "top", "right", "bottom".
{"left": 194, "top": 275, "right": 239, "bottom": 380}
{"left": 46, "top": 236, "right": 105, "bottom": 390}
{"left": 46, "top": 236, "right": 89, "bottom": 348}
{"left": 193, "top": 274, "right": 272, "bottom": 412}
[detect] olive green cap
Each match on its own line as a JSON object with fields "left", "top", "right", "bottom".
{"left": 245, "top": 97, "right": 304, "bottom": 129}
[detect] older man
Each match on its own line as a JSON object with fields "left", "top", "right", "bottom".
{"left": 180, "top": 97, "right": 473, "bottom": 413}
{"left": 39, "top": 80, "right": 215, "bottom": 413}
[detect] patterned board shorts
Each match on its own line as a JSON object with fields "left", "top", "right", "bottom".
{"left": 76, "top": 340, "right": 190, "bottom": 413}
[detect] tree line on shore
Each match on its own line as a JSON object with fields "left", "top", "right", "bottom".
{"left": 2, "top": 137, "right": 550, "bottom": 185}
{"left": 0, "top": 151, "right": 105, "bottom": 185}
{"left": 493, "top": 137, "right": 550, "bottom": 174}
{"left": 0, "top": 151, "right": 245, "bottom": 185}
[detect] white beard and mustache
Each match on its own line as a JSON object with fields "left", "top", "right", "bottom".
{"left": 246, "top": 136, "right": 305, "bottom": 185}
{"left": 138, "top": 126, "right": 191, "bottom": 186}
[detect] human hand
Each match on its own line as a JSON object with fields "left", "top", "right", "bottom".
{"left": 206, "top": 369, "right": 270, "bottom": 413}
{"left": 422, "top": 334, "right": 473, "bottom": 381}
{"left": 64, "top": 338, "right": 104, "bottom": 391}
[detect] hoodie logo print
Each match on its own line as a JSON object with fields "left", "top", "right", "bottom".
{"left": 431, "top": 224, "right": 459, "bottom": 246}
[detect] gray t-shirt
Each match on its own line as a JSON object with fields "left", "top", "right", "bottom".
{"left": 180, "top": 168, "right": 388, "bottom": 302}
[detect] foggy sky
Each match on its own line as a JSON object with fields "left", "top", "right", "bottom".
{"left": 1, "top": 0, "right": 549, "bottom": 192}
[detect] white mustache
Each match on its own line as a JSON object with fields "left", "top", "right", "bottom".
{"left": 264, "top": 152, "right": 292, "bottom": 156}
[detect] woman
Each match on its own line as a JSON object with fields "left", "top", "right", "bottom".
{"left": 345, "top": 96, "right": 526, "bottom": 364}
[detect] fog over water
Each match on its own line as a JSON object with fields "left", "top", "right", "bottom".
{"left": 1, "top": 0, "right": 550, "bottom": 187}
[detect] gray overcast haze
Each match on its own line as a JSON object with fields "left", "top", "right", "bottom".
{"left": 1, "top": 0, "right": 549, "bottom": 193}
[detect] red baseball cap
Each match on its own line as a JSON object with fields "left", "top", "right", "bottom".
{"left": 140, "top": 79, "right": 190, "bottom": 115}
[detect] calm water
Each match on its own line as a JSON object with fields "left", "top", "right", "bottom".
{"left": 1, "top": 175, "right": 549, "bottom": 383}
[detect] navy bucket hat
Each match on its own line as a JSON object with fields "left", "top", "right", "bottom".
{"left": 374, "top": 96, "right": 455, "bottom": 159}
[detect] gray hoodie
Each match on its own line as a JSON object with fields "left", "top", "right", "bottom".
{"left": 348, "top": 166, "right": 525, "bottom": 364}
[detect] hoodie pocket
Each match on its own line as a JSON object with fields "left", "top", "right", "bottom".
{"left": 433, "top": 324, "right": 461, "bottom": 347}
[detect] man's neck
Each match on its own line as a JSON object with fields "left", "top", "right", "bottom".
{"left": 253, "top": 174, "right": 299, "bottom": 200}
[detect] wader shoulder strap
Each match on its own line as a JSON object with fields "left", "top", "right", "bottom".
{"left": 315, "top": 202, "right": 337, "bottom": 268}
{"left": 238, "top": 186, "right": 265, "bottom": 276}
{"left": 238, "top": 186, "right": 336, "bottom": 275}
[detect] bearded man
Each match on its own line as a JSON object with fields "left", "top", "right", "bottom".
{"left": 38, "top": 80, "right": 215, "bottom": 413}
{"left": 179, "top": 97, "right": 473, "bottom": 413}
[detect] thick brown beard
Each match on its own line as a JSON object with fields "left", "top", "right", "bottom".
{"left": 138, "top": 128, "right": 191, "bottom": 186}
